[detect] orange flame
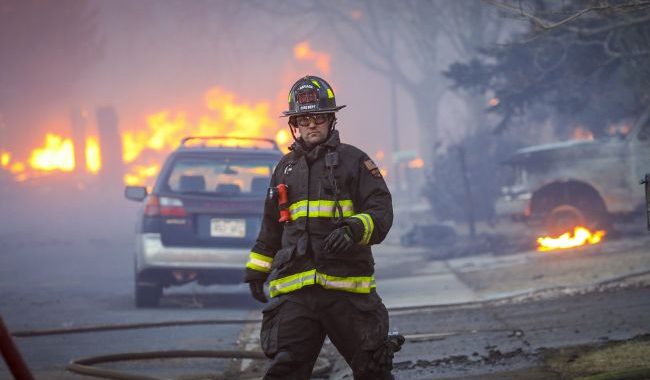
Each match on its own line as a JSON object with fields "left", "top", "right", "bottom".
{"left": 124, "top": 164, "right": 160, "bottom": 186}
{"left": 4, "top": 40, "right": 333, "bottom": 185}
{"left": 1, "top": 152, "right": 10, "bottom": 167}
{"left": 293, "top": 41, "right": 331, "bottom": 74}
{"left": 3, "top": 86, "right": 285, "bottom": 185}
{"left": 276, "top": 129, "right": 291, "bottom": 147}
{"left": 408, "top": 158, "right": 424, "bottom": 169}
{"left": 572, "top": 126, "right": 594, "bottom": 141}
{"left": 121, "top": 86, "right": 280, "bottom": 186}
{"left": 537, "top": 226, "right": 606, "bottom": 252}
{"left": 29, "top": 134, "right": 75, "bottom": 172}
{"left": 85, "top": 136, "right": 101, "bottom": 173}
{"left": 7, "top": 134, "right": 103, "bottom": 178}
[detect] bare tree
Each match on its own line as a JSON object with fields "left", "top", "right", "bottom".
{"left": 484, "top": 0, "right": 650, "bottom": 31}
{"left": 0, "top": 0, "right": 102, "bottom": 144}
{"left": 256, "top": 1, "right": 505, "bottom": 165}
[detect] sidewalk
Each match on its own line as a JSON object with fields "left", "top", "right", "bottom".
{"left": 373, "top": 235, "right": 650, "bottom": 309}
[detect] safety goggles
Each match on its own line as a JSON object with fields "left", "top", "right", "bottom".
{"left": 293, "top": 114, "right": 331, "bottom": 127}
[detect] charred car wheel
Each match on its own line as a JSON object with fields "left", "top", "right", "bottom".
{"left": 544, "top": 203, "right": 607, "bottom": 237}
{"left": 545, "top": 204, "right": 586, "bottom": 236}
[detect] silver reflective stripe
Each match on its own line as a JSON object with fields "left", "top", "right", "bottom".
{"left": 249, "top": 257, "right": 271, "bottom": 269}
{"left": 315, "top": 273, "right": 375, "bottom": 291}
{"left": 269, "top": 270, "right": 317, "bottom": 296}
{"left": 288, "top": 199, "right": 355, "bottom": 220}
{"left": 268, "top": 269, "right": 376, "bottom": 297}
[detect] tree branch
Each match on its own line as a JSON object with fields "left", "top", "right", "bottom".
{"left": 483, "top": 0, "right": 650, "bottom": 31}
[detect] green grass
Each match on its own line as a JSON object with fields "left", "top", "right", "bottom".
{"left": 545, "top": 338, "right": 650, "bottom": 380}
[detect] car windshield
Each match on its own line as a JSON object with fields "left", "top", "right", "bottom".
{"left": 165, "top": 157, "right": 276, "bottom": 196}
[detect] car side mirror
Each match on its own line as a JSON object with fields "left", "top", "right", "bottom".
{"left": 125, "top": 186, "right": 147, "bottom": 201}
{"left": 642, "top": 174, "right": 650, "bottom": 231}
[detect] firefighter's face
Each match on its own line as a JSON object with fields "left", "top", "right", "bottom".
{"left": 295, "top": 114, "right": 332, "bottom": 146}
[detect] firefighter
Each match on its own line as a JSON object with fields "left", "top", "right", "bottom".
{"left": 245, "top": 75, "right": 401, "bottom": 380}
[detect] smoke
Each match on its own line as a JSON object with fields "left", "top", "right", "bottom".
{"left": 0, "top": 1, "right": 529, "bottom": 239}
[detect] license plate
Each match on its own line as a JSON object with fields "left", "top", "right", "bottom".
{"left": 210, "top": 218, "right": 246, "bottom": 238}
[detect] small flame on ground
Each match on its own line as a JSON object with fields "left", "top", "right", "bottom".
{"left": 537, "top": 226, "right": 606, "bottom": 252}
{"left": 607, "top": 123, "right": 632, "bottom": 136}
{"left": 572, "top": 126, "right": 594, "bottom": 141}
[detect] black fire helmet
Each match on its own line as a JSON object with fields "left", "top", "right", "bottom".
{"left": 281, "top": 75, "right": 346, "bottom": 117}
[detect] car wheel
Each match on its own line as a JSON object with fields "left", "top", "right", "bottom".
{"left": 135, "top": 279, "right": 162, "bottom": 308}
{"left": 544, "top": 204, "right": 587, "bottom": 237}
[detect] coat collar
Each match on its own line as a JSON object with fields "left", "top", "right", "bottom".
{"left": 290, "top": 130, "right": 340, "bottom": 160}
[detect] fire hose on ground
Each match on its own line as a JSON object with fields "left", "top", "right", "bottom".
{"left": 3, "top": 269, "right": 650, "bottom": 380}
{"left": 2, "top": 315, "right": 332, "bottom": 380}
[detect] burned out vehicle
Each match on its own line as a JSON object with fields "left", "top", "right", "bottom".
{"left": 124, "top": 137, "right": 282, "bottom": 307}
{"left": 496, "top": 111, "right": 650, "bottom": 235}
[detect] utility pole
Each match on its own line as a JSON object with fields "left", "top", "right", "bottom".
{"left": 458, "top": 145, "right": 476, "bottom": 237}
{"left": 389, "top": 16, "right": 401, "bottom": 189}
{"left": 96, "top": 106, "right": 124, "bottom": 191}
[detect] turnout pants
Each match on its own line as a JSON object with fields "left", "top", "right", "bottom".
{"left": 260, "top": 285, "right": 393, "bottom": 380}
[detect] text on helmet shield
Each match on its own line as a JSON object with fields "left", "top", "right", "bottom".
{"left": 297, "top": 90, "right": 318, "bottom": 104}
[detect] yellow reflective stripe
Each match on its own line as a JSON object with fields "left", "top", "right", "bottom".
{"left": 351, "top": 213, "right": 374, "bottom": 245}
{"left": 246, "top": 251, "right": 273, "bottom": 273}
{"left": 311, "top": 80, "right": 321, "bottom": 88}
{"left": 269, "top": 270, "right": 375, "bottom": 297}
{"left": 316, "top": 272, "right": 376, "bottom": 293}
{"left": 288, "top": 199, "right": 355, "bottom": 220}
{"left": 269, "top": 269, "right": 316, "bottom": 297}
{"left": 289, "top": 200, "right": 309, "bottom": 219}
{"left": 327, "top": 88, "right": 334, "bottom": 99}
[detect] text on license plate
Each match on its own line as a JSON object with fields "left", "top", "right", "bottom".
{"left": 210, "top": 218, "right": 246, "bottom": 238}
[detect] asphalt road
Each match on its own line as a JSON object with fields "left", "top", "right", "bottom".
{"left": 380, "top": 284, "right": 650, "bottom": 380}
{"left": 1, "top": 191, "right": 649, "bottom": 379}
{"left": 0, "top": 206, "right": 260, "bottom": 380}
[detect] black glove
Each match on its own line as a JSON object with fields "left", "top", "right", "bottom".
{"left": 248, "top": 280, "right": 268, "bottom": 303}
{"left": 323, "top": 225, "right": 354, "bottom": 255}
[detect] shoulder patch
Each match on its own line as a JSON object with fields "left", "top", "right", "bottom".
{"left": 364, "top": 159, "right": 382, "bottom": 177}
{"left": 364, "top": 159, "right": 378, "bottom": 171}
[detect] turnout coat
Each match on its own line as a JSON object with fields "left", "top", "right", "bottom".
{"left": 245, "top": 130, "right": 393, "bottom": 297}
